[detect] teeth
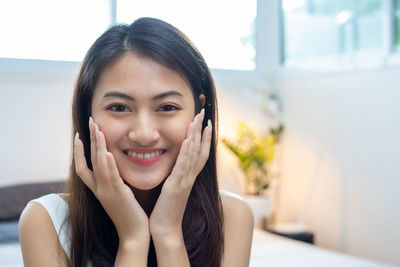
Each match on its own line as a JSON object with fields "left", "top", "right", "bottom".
{"left": 127, "top": 150, "right": 163, "bottom": 159}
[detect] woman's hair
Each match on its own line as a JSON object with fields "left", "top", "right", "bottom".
{"left": 66, "top": 17, "right": 223, "bottom": 267}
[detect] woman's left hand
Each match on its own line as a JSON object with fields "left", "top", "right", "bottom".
{"left": 149, "top": 109, "right": 212, "bottom": 242}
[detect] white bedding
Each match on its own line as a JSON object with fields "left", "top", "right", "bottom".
{"left": 0, "top": 229, "right": 396, "bottom": 267}
{"left": 250, "top": 229, "right": 396, "bottom": 267}
{"left": 0, "top": 242, "right": 21, "bottom": 267}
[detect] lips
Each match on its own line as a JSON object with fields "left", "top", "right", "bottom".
{"left": 124, "top": 149, "right": 166, "bottom": 166}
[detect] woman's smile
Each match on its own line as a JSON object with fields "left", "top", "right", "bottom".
{"left": 124, "top": 148, "right": 166, "bottom": 166}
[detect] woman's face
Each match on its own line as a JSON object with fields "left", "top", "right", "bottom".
{"left": 91, "top": 52, "right": 196, "bottom": 190}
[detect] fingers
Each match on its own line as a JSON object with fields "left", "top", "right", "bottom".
{"left": 188, "top": 109, "right": 212, "bottom": 174}
{"left": 176, "top": 110, "right": 203, "bottom": 176}
{"left": 170, "top": 138, "right": 191, "bottom": 180}
{"left": 191, "top": 109, "right": 204, "bottom": 141}
{"left": 90, "top": 118, "right": 123, "bottom": 189}
{"left": 197, "top": 120, "right": 212, "bottom": 172}
{"left": 89, "top": 116, "right": 97, "bottom": 168}
{"left": 106, "top": 151, "right": 123, "bottom": 187}
{"left": 95, "top": 126, "right": 110, "bottom": 180}
{"left": 74, "top": 132, "right": 95, "bottom": 190}
{"left": 188, "top": 109, "right": 204, "bottom": 163}
{"left": 185, "top": 121, "right": 194, "bottom": 140}
{"left": 171, "top": 109, "right": 210, "bottom": 185}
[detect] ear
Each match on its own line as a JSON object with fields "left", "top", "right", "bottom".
{"left": 199, "top": 94, "right": 206, "bottom": 108}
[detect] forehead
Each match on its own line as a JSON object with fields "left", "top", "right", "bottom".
{"left": 93, "top": 52, "right": 194, "bottom": 101}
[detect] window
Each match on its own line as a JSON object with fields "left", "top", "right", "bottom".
{"left": 116, "top": 0, "right": 257, "bottom": 70}
{"left": 281, "top": 0, "right": 385, "bottom": 70}
{"left": 395, "top": 0, "right": 400, "bottom": 47}
{"left": 1, "top": 0, "right": 258, "bottom": 72}
{"left": 0, "top": 0, "right": 111, "bottom": 62}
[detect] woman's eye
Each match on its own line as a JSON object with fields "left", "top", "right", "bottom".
{"left": 108, "top": 104, "right": 130, "bottom": 112}
{"left": 158, "top": 105, "right": 180, "bottom": 112}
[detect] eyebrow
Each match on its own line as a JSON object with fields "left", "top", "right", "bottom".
{"left": 102, "top": 90, "right": 183, "bottom": 101}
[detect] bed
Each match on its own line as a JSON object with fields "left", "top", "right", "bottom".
{"left": 0, "top": 226, "right": 395, "bottom": 267}
{"left": 250, "top": 228, "right": 395, "bottom": 267}
{"left": 0, "top": 182, "right": 396, "bottom": 267}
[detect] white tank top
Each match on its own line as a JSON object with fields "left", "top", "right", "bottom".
{"left": 27, "top": 193, "right": 71, "bottom": 261}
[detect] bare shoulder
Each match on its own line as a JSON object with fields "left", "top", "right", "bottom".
{"left": 219, "top": 190, "right": 254, "bottom": 267}
{"left": 220, "top": 190, "right": 254, "bottom": 225}
{"left": 19, "top": 201, "right": 68, "bottom": 266}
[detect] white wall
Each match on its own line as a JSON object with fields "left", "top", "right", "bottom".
{"left": 275, "top": 67, "right": 400, "bottom": 266}
{"left": 0, "top": 59, "right": 79, "bottom": 186}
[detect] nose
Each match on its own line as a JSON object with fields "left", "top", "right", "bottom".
{"left": 128, "top": 113, "right": 160, "bottom": 146}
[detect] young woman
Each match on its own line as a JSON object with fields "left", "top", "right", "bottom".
{"left": 19, "top": 17, "right": 253, "bottom": 267}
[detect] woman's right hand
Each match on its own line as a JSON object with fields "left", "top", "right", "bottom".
{"left": 73, "top": 117, "right": 150, "bottom": 246}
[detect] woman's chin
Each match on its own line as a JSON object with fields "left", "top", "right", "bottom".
{"left": 131, "top": 183, "right": 161, "bottom": 191}
{"left": 123, "top": 176, "right": 165, "bottom": 191}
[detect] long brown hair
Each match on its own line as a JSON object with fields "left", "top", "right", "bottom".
{"left": 67, "top": 17, "right": 223, "bottom": 266}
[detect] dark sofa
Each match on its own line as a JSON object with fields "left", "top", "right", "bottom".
{"left": 0, "top": 180, "right": 66, "bottom": 243}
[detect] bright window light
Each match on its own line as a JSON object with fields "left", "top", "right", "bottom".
{"left": 116, "top": 0, "right": 257, "bottom": 70}
{"left": 281, "top": 0, "right": 384, "bottom": 69}
{"left": 0, "top": 0, "right": 111, "bottom": 62}
{"left": 395, "top": 0, "right": 400, "bottom": 46}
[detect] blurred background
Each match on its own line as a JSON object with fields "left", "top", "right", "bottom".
{"left": 0, "top": 0, "right": 399, "bottom": 266}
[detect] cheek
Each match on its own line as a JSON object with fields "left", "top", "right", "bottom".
{"left": 96, "top": 118, "right": 128, "bottom": 148}
{"left": 162, "top": 118, "right": 192, "bottom": 144}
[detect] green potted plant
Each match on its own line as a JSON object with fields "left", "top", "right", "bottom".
{"left": 222, "top": 122, "right": 283, "bottom": 195}
{"left": 222, "top": 122, "right": 283, "bottom": 227}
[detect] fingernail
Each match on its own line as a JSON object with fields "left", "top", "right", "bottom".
{"left": 74, "top": 132, "right": 79, "bottom": 142}
{"left": 208, "top": 119, "right": 212, "bottom": 127}
{"left": 95, "top": 124, "right": 99, "bottom": 134}
{"left": 200, "top": 108, "right": 205, "bottom": 115}
{"left": 89, "top": 116, "right": 93, "bottom": 125}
